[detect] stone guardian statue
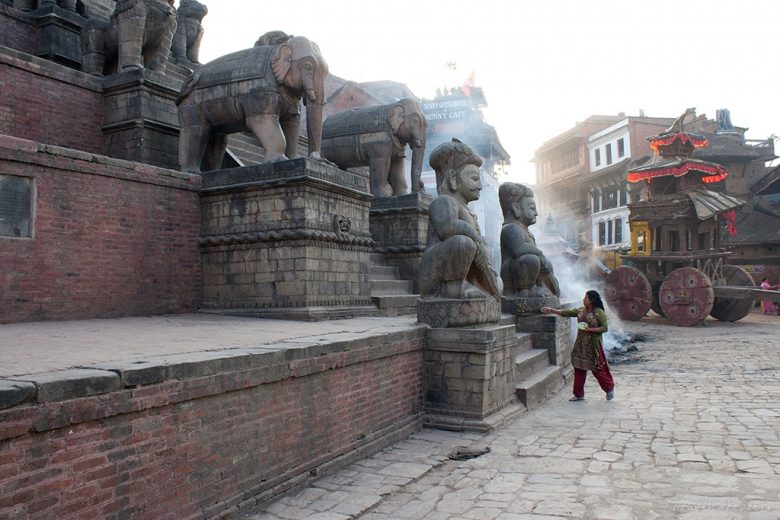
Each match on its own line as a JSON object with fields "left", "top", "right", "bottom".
{"left": 171, "top": 0, "right": 207, "bottom": 67}
{"left": 499, "top": 182, "right": 560, "bottom": 312}
{"left": 418, "top": 139, "right": 501, "bottom": 301}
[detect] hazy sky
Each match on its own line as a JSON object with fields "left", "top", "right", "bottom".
{"left": 195, "top": 0, "right": 779, "bottom": 184}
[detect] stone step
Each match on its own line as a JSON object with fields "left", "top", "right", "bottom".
{"left": 514, "top": 332, "right": 534, "bottom": 352}
{"left": 370, "top": 265, "right": 400, "bottom": 280}
{"left": 370, "top": 253, "right": 387, "bottom": 264}
{"left": 371, "top": 294, "right": 419, "bottom": 316}
{"left": 514, "top": 348, "right": 551, "bottom": 383}
{"left": 515, "top": 365, "right": 566, "bottom": 410}
{"left": 371, "top": 279, "right": 413, "bottom": 295}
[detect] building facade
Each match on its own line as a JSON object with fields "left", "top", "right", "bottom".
{"left": 534, "top": 110, "right": 779, "bottom": 276}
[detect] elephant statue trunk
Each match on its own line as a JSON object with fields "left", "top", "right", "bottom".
{"left": 410, "top": 135, "right": 425, "bottom": 192}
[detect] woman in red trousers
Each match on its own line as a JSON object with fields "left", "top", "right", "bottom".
{"left": 542, "top": 290, "right": 615, "bottom": 401}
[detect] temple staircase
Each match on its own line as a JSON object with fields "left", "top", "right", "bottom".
{"left": 500, "top": 315, "right": 567, "bottom": 411}
{"left": 369, "top": 253, "right": 418, "bottom": 316}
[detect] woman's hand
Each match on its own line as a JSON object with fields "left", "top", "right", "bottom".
{"left": 540, "top": 306, "right": 555, "bottom": 314}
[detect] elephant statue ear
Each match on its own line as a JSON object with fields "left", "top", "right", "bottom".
{"left": 271, "top": 43, "right": 294, "bottom": 84}
{"left": 389, "top": 105, "right": 405, "bottom": 133}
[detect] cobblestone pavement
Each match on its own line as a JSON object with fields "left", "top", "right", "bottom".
{"left": 243, "top": 312, "right": 780, "bottom": 520}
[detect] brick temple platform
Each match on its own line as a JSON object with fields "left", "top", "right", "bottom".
{"left": 0, "top": 314, "right": 428, "bottom": 519}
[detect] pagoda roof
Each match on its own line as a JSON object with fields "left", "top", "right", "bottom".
{"left": 687, "top": 190, "right": 745, "bottom": 220}
{"left": 627, "top": 157, "right": 728, "bottom": 184}
{"left": 648, "top": 132, "right": 709, "bottom": 154}
{"left": 629, "top": 189, "right": 745, "bottom": 222}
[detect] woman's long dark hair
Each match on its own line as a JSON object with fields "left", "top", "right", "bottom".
{"left": 586, "top": 290, "right": 605, "bottom": 311}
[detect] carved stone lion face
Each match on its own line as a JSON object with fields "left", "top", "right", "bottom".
{"left": 333, "top": 215, "right": 351, "bottom": 234}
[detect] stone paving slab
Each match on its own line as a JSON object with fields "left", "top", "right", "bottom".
{"left": 241, "top": 312, "right": 780, "bottom": 519}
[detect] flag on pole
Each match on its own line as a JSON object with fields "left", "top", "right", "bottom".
{"left": 461, "top": 70, "right": 475, "bottom": 97}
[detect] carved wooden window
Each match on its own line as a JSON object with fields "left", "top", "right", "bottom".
{"left": 605, "top": 143, "right": 613, "bottom": 165}
{"left": 607, "top": 220, "right": 613, "bottom": 245}
{"left": 698, "top": 232, "right": 710, "bottom": 251}
{"left": 594, "top": 148, "right": 601, "bottom": 167}
{"left": 615, "top": 218, "right": 623, "bottom": 244}
{"left": 0, "top": 174, "right": 33, "bottom": 238}
{"left": 598, "top": 222, "right": 606, "bottom": 246}
{"left": 617, "top": 138, "right": 625, "bottom": 158}
{"left": 669, "top": 230, "right": 680, "bottom": 252}
{"left": 653, "top": 227, "right": 663, "bottom": 252}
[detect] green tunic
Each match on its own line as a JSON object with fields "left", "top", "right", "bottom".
{"left": 561, "top": 307, "right": 608, "bottom": 371}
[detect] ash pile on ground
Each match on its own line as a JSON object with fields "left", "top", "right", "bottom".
{"left": 606, "top": 333, "right": 647, "bottom": 365}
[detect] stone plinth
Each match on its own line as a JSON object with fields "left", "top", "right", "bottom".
{"left": 423, "top": 323, "right": 527, "bottom": 432}
{"left": 32, "top": 4, "right": 84, "bottom": 69}
{"left": 101, "top": 68, "right": 181, "bottom": 170}
{"left": 369, "top": 192, "right": 431, "bottom": 292}
{"left": 199, "top": 158, "right": 378, "bottom": 320}
{"left": 417, "top": 298, "right": 501, "bottom": 328}
{"left": 516, "top": 313, "right": 572, "bottom": 369}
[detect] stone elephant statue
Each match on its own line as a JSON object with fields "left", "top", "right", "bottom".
{"left": 82, "top": 0, "right": 177, "bottom": 76}
{"left": 171, "top": 0, "right": 207, "bottom": 66}
{"left": 321, "top": 99, "right": 427, "bottom": 198}
{"left": 176, "top": 34, "right": 329, "bottom": 173}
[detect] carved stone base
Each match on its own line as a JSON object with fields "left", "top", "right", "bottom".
{"left": 101, "top": 68, "right": 181, "bottom": 169}
{"left": 201, "top": 305, "right": 379, "bottom": 322}
{"left": 33, "top": 3, "right": 85, "bottom": 69}
{"left": 423, "top": 323, "right": 524, "bottom": 432}
{"left": 417, "top": 298, "right": 501, "bottom": 328}
{"left": 199, "top": 159, "right": 375, "bottom": 317}
{"left": 501, "top": 295, "right": 560, "bottom": 315}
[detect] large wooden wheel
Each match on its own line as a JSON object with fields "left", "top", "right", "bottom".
{"left": 659, "top": 267, "right": 714, "bottom": 327}
{"left": 710, "top": 265, "right": 755, "bottom": 322}
{"left": 605, "top": 266, "right": 652, "bottom": 321}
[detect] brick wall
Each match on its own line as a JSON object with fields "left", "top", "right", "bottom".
{"left": 0, "top": 47, "right": 105, "bottom": 155}
{"left": 0, "top": 136, "right": 202, "bottom": 323}
{"left": 0, "top": 331, "right": 425, "bottom": 519}
{"left": 0, "top": 5, "right": 35, "bottom": 54}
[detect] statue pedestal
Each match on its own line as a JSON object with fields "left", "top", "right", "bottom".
{"left": 423, "top": 322, "right": 527, "bottom": 432}
{"left": 101, "top": 69, "right": 181, "bottom": 170}
{"left": 417, "top": 298, "right": 500, "bottom": 329}
{"left": 369, "top": 192, "right": 431, "bottom": 293}
{"left": 501, "top": 295, "right": 560, "bottom": 315}
{"left": 199, "top": 158, "right": 378, "bottom": 321}
{"left": 33, "top": 3, "right": 85, "bottom": 69}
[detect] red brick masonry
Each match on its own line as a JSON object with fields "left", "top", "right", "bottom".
{"left": 0, "top": 327, "right": 425, "bottom": 519}
{"left": 0, "top": 136, "right": 202, "bottom": 323}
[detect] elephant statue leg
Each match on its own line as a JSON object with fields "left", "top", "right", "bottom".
{"left": 179, "top": 124, "right": 210, "bottom": 173}
{"left": 369, "top": 155, "right": 393, "bottom": 198}
{"left": 280, "top": 114, "right": 301, "bottom": 159}
{"left": 388, "top": 156, "right": 409, "bottom": 196}
{"left": 246, "top": 114, "right": 289, "bottom": 162}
